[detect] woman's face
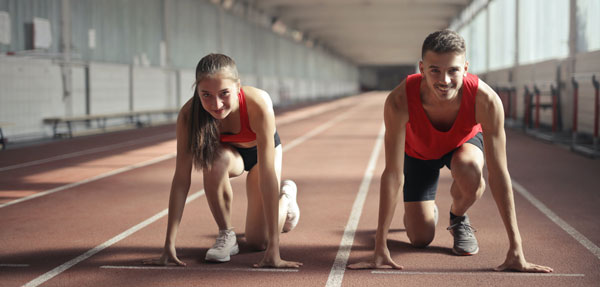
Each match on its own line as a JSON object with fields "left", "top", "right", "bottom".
{"left": 197, "top": 73, "right": 240, "bottom": 120}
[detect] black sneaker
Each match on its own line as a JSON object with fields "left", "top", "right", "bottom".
{"left": 447, "top": 214, "right": 479, "bottom": 255}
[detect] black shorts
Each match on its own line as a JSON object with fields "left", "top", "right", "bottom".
{"left": 403, "top": 132, "right": 484, "bottom": 202}
{"left": 233, "top": 131, "right": 281, "bottom": 171}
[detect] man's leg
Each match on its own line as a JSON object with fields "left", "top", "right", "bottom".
{"left": 402, "top": 154, "right": 440, "bottom": 248}
{"left": 447, "top": 142, "right": 485, "bottom": 255}
{"left": 449, "top": 142, "right": 485, "bottom": 216}
{"left": 404, "top": 200, "right": 437, "bottom": 247}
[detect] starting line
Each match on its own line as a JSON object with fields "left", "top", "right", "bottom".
{"left": 100, "top": 265, "right": 299, "bottom": 272}
{"left": 372, "top": 270, "right": 585, "bottom": 277}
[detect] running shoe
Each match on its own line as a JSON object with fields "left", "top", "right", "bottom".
{"left": 433, "top": 204, "right": 439, "bottom": 226}
{"left": 447, "top": 214, "right": 479, "bottom": 255}
{"left": 281, "top": 180, "right": 300, "bottom": 233}
{"left": 205, "top": 229, "right": 239, "bottom": 262}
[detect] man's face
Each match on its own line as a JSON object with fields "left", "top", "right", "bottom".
{"left": 419, "top": 51, "right": 468, "bottom": 101}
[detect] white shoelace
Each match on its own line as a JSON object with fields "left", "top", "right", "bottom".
{"left": 213, "top": 232, "right": 230, "bottom": 249}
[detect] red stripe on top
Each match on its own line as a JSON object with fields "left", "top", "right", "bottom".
{"left": 405, "top": 73, "right": 482, "bottom": 160}
{"left": 220, "top": 88, "right": 257, "bottom": 143}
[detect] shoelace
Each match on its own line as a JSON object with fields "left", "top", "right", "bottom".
{"left": 213, "top": 232, "right": 230, "bottom": 249}
{"left": 447, "top": 222, "right": 478, "bottom": 234}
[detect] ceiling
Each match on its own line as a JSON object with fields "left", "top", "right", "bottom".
{"left": 251, "top": 0, "right": 471, "bottom": 66}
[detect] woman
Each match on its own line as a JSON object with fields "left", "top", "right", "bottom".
{"left": 144, "top": 54, "right": 301, "bottom": 268}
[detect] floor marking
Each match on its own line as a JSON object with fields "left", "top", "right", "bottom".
{"left": 282, "top": 105, "right": 360, "bottom": 152}
{"left": 3, "top": 96, "right": 362, "bottom": 209}
{"left": 372, "top": 270, "right": 585, "bottom": 277}
{"left": 100, "top": 265, "right": 298, "bottom": 272}
{"left": 0, "top": 153, "right": 176, "bottom": 209}
{"left": 21, "top": 105, "right": 362, "bottom": 286}
{"left": 22, "top": 190, "right": 204, "bottom": 287}
{"left": 0, "top": 133, "right": 173, "bottom": 172}
{"left": 512, "top": 180, "right": 600, "bottom": 260}
{"left": 3, "top": 95, "right": 362, "bottom": 173}
{"left": 0, "top": 264, "right": 29, "bottom": 267}
{"left": 325, "top": 124, "right": 385, "bottom": 287}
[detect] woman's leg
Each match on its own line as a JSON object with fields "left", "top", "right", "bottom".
{"left": 202, "top": 145, "right": 245, "bottom": 230}
{"left": 244, "top": 145, "right": 290, "bottom": 250}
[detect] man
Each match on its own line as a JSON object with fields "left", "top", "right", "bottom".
{"left": 348, "top": 30, "right": 552, "bottom": 272}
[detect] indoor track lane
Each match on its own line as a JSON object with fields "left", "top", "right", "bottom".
{"left": 1, "top": 92, "right": 599, "bottom": 286}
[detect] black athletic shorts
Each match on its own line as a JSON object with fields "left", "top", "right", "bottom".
{"left": 233, "top": 131, "right": 281, "bottom": 171}
{"left": 403, "top": 132, "right": 484, "bottom": 202}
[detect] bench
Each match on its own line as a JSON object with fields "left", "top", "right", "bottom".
{"left": 0, "top": 122, "right": 14, "bottom": 150}
{"left": 43, "top": 108, "right": 179, "bottom": 138}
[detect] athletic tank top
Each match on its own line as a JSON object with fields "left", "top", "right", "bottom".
{"left": 220, "top": 89, "right": 257, "bottom": 143}
{"left": 405, "top": 73, "right": 482, "bottom": 160}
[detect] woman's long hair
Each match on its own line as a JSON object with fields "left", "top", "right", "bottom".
{"left": 189, "top": 54, "right": 239, "bottom": 170}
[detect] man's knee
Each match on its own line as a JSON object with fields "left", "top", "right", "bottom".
{"left": 407, "top": 231, "right": 435, "bottom": 248}
{"left": 453, "top": 158, "right": 484, "bottom": 191}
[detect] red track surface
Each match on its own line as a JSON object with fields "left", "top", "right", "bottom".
{"left": 1, "top": 92, "right": 599, "bottom": 286}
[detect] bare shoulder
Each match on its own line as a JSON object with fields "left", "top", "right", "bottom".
{"left": 475, "top": 78, "right": 504, "bottom": 127}
{"left": 242, "top": 85, "right": 274, "bottom": 116}
{"left": 385, "top": 80, "right": 408, "bottom": 120}
{"left": 178, "top": 97, "right": 193, "bottom": 125}
{"left": 475, "top": 79, "right": 500, "bottom": 108}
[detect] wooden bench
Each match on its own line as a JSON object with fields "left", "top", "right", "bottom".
{"left": 0, "top": 122, "right": 14, "bottom": 150}
{"left": 43, "top": 108, "right": 179, "bottom": 138}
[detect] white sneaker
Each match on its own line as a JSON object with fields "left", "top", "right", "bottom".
{"left": 433, "top": 204, "right": 439, "bottom": 226}
{"left": 281, "top": 180, "right": 300, "bottom": 233}
{"left": 205, "top": 229, "right": 239, "bottom": 262}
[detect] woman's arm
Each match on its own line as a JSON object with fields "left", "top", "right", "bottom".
{"left": 144, "top": 103, "right": 193, "bottom": 266}
{"left": 246, "top": 87, "right": 301, "bottom": 268}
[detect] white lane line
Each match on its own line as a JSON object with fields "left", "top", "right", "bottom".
{"left": 21, "top": 105, "right": 364, "bottom": 286}
{"left": 282, "top": 105, "right": 359, "bottom": 152}
{"left": 99, "top": 265, "right": 298, "bottom": 272}
{"left": 3, "top": 97, "right": 359, "bottom": 210}
{"left": 3, "top": 95, "right": 360, "bottom": 173}
{"left": 325, "top": 124, "right": 385, "bottom": 287}
{"left": 512, "top": 180, "right": 600, "bottom": 261}
{"left": 372, "top": 270, "right": 585, "bottom": 277}
{"left": 0, "top": 153, "right": 176, "bottom": 209}
{"left": 0, "top": 133, "right": 174, "bottom": 172}
{"left": 22, "top": 190, "right": 204, "bottom": 287}
{"left": 0, "top": 264, "right": 29, "bottom": 267}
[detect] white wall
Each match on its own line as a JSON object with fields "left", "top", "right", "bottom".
{"left": 132, "top": 66, "right": 176, "bottom": 111}
{"left": 0, "top": 57, "right": 63, "bottom": 139}
{"left": 89, "top": 63, "right": 129, "bottom": 114}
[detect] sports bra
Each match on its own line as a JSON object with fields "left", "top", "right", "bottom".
{"left": 220, "top": 89, "right": 257, "bottom": 143}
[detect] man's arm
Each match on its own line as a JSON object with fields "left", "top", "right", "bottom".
{"left": 476, "top": 80, "right": 553, "bottom": 273}
{"left": 348, "top": 82, "right": 408, "bottom": 270}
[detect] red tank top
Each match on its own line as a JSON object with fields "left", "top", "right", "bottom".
{"left": 220, "top": 89, "right": 257, "bottom": 143}
{"left": 405, "top": 73, "right": 482, "bottom": 160}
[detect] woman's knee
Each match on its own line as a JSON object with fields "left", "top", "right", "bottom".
{"left": 203, "top": 148, "right": 237, "bottom": 178}
{"left": 245, "top": 235, "right": 267, "bottom": 251}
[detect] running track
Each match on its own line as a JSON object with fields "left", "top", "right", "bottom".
{"left": 0, "top": 92, "right": 599, "bottom": 286}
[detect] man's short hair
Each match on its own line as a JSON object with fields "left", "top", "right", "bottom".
{"left": 421, "top": 30, "right": 466, "bottom": 59}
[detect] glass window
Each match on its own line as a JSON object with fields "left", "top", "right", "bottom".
{"left": 489, "top": 0, "right": 516, "bottom": 70}
{"left": 518, "top": 0, "right": 569, "bottom": 64}
{"left": 576, "top": 0, "right": 600, "bottom": 52}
